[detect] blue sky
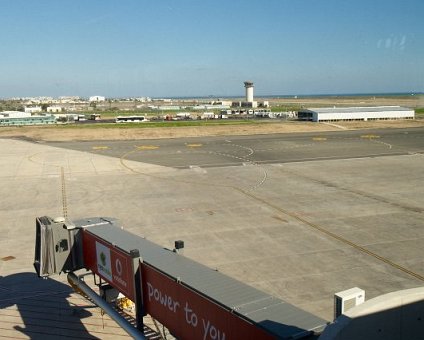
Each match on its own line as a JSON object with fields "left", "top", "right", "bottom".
{"left": 0, "top": 0, "right": 423, "bottom": 98}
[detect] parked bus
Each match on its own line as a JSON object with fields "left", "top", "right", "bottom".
{"left": 115, "top": 115, "right": 148, "bottom": 123}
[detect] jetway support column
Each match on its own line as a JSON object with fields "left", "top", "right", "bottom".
{"left": 130, "top": 249, "right": 145, "bottom": 332}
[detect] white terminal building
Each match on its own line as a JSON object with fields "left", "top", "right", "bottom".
{"left": 298, "top": 106, "right": 415, "bottom": 122}
{"left": 89, "top": 95, "right": 106, "bottom": 102}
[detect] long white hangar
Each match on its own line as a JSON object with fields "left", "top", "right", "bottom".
{"left": 298, "top": 106, "right": 415, "bottom": 122}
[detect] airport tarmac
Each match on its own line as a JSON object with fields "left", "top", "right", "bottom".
{"left": 1, "top": 127, "right": 424, "bottom": 338}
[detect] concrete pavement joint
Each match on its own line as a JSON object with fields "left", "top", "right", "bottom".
{"left": 237, "top": 188, "right": 424, "bottom": 283}
{"left": 61, "top": 167, "right": 68, "bottom": 219}
{"left": 278, "top": 162, "right": 424, "bottom": 214}
{"left": 119, "top": 136, "right": 424, "bottom": 283}
{"left": 120, "top": 147, "right": 424, "bottom": 283}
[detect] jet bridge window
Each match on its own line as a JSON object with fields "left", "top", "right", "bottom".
{"left": 56, "top": 239, "right": 69, "bottom": 253}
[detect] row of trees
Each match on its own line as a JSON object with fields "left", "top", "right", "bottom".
{"left": 0, "top": 100, "right": 25, "bottom": 112}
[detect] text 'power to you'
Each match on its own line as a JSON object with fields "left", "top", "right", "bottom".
{"left": 147, "top": 281, "right": 226, "bottom": 340}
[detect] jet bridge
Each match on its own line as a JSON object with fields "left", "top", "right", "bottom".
{"left": 34, "top": 216, "right": 327, "bottom": 339}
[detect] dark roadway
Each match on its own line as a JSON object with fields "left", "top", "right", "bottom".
{"left": 45, "top": 127, "right": 424, "bottom": 169}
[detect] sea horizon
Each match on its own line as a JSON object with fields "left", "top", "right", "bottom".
{"left": 167, "top": 92, "right": 422, "bottom": 100}
{"left": 2, "top": 91, "right": 422, "bottom": 101}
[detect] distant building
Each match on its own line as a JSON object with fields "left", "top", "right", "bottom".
{"left": 59, "top": 96, "right": 81, "bottom": 103}
{"left": 231, "top": 81, "right": 273, "bottom": 109}
{"left": 89, "top": 96, "right": 106, "bottom": 102}
{"left": 232, "top": 101, "right": 258, "bottom": 108}
{"left": 22, "top": 97, "right": 53, "bottom": 105}
{"left": 47, "top": 106, "right": 63, "bottom": 113}
{"left": 135, "top": 97, "right": 152, "bottom": 102}
{"left": 298, "top": 106, "right": 415, "bottom": 122}
{"left": 0, "top": 111, "right": 56, "bottom": 126}
{"left": 158, "top": 105, "right": 180, "bottom": 110}
{"left": 1, "top": 111, "right": 31, "bottom": 118}
{"left": 24, "top": 106, "right": 42, "bottom": 114}
{"left": 244, "top": 81, "right": 254, "bottom": 102}
{"left": 192, "top": 104, "right": 230, "bottom": 110}
{"left": 212, "top": 100, "right": 232, "bottom": 106}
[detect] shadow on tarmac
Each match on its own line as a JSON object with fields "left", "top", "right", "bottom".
{"left": 0, "top": 272, "right": 100, "bottom": 339}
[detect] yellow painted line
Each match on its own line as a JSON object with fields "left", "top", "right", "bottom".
{"left": 361, "top": 134, "right": 380, "bottom": 139}
{"left": 186, "top": 143, "right": 203, "bottom": 148}
{"left": 135, "top": 145, "right": 159, "bottom": 150}
{"left": 61, "top": 167, "right": 68, "bottom": 219}
{"left": 92, "top": 146, "right": 109, "bottom": 150}
{"left": 313, "top": 137, "right": 327, "bottom": 141}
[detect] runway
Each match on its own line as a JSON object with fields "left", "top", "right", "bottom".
{"left": 45, "top": 127, "right": 424, "bottom": 168}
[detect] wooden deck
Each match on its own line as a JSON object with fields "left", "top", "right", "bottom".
{"left": 0, "top": 272, "right": 163, "bottom": 339}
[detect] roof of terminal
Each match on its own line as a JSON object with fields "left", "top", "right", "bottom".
{"left": 304, "top": 106, "right": 412, "bottom": 113}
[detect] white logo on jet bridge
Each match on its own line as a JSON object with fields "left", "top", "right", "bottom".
{"left": 115, "top": 258, "right": 123, "bottom": 276}
{"left": 96, "top": 241, "right": 112, "bottom": 282}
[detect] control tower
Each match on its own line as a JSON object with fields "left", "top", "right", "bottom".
{"left": 244, "top": 81, "right": 254, "bottom": 102}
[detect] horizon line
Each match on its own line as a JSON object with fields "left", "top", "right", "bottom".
{"left": 1, "top": 91, "right": 422, "bottom": 101}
